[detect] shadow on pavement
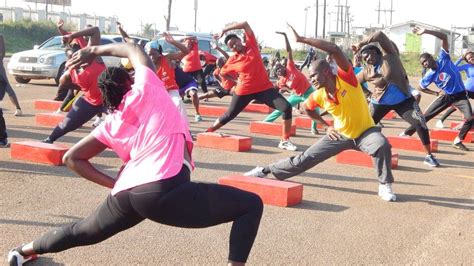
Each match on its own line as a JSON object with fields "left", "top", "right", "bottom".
{"left": 399, "top": 154, "right": 474, "bottom": 169}
{"left": 299, "top": 172, "right": 431, "bottom": 186}
{"left": 292, "top": 199, "right": 349, "bottom": 212}
{"left": 396, "top": 194, "right": 474, "bottom": 210}
{"left": 300, "top": 182, "right": 472, "bottom": 210}
{"left": 31, "top": 257, "right": 64, "bottom": 266}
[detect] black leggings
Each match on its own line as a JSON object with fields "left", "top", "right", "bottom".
{"left": 404, "top": 92, "right": 473, "bottom": 141}
{"left": 219, "top": 88, "right": 292, "bottom": 126}
{"left": 0, "top": 108, "right": 6, "bottom": 140}
{"left": 371, "top": 97, "right": 431, "bottom": 145}
{"left": 32, "top": 166, "right": 263, "bottom": 263}
{"left": 439, "top": 91, "right": 474, "bottom": 122}
{"left": 48, "top": 96, "right": 104, "bottom": 142}
{"left": 186, "top": 69, "right": 208, "bottom": 93}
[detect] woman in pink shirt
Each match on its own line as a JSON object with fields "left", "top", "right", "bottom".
{"left": 8, "top": 43, "right": 263, "bottom": 266}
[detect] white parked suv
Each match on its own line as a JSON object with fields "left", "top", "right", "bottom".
{"left": 7, "top": 35, "right": 144, "bottom": 85}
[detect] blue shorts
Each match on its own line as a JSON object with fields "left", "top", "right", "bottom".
{"left": 179, "top": 80, "right": 198, "bottom": 98}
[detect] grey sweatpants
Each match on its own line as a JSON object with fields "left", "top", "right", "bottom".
{"left": 269, "top": 126, "right": 394, "bottom": 184}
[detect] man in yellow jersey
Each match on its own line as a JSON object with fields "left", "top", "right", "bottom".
{"left": 245, "top": 24, "right": 396, "bottom": 202}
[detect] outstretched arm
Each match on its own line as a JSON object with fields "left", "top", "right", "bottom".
{"left": 276, "top": 31, "right": 293, "bottom": 62}
{"left": 67, "top": 42, "right": 155, "bottom": 72}
{"left": 212, "top": 42, "right": 230, "bottom": 59}
{"left": 63, "top": 26, "right": 101, "bottom": 46}
{"left": 56, "top": 19, "right": 69, "bottom": 36}
{"left": 116, "top": 21, "right": 135, "bottom": 44}
{"left": 352, "top": 31, "right": 397, "bottom": 55}
{"left": 412, "top": 26, "right": 449, "bottom": 52}
{"left": 164, "top": 32, "right": 190, "bottom": 61}
{"left": 287, "top": 23, "right": 351, "bottom": 72}
{"left": 216, "top": 21, "right": 253, "bottom": 39}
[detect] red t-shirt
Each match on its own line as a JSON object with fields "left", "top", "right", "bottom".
{"left": 276, "top": 60, "right": 311, "bottom": 95}
{"left": 220, "top": 31, "right": 273, "bottom": 95}
{"left": 69, "top": 60, "right": 105, "bottom": 106}
{"left": 182, "top": 41, "right": 202, "bottom": 72}
{"left": 156, "top": 57, "right": 179, "bottom": 91}
{"left": 213, "top": 67, "right": 237, "bottom": 90}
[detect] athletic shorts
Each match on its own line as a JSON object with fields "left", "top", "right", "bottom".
{"left": 179, "top": 80, "right": 198, "bottom": 98}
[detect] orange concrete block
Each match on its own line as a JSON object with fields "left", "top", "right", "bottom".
{"left": 196, "top": 133, "right": 252, "bottom": 152}
{"left": 218, "top": 175, "right": 303, "bottom": 207}
{"left": 450, "top": 122, "right": 474, "bottom": 132}
{"left": 335, "top": 150, "right": 398, "bottom": 169}
{"left": 34, "top": 100, "right": 62, "bottom": 111}
{"left": 199, "top": 105, "right": 227, "bottom": 117}
{"left": 249, "top": 121, "right": 296, "bottom": 136}
{"left": 243, "top": 103, "right": 273, "bottom": 114}
{"left": 36, "top": 113, "right": 65, "bottom": 127}
{"left": 10, "top": 141, "right": 69, "bottom": 166}
{"left": 387, "top": 136, "right": 438, "bottom": 152}
{"left": 430, "top": 129, "right": 473, "bottom": 143}
{"left": 294, "top": 117, "right": 334, "bottom": 130}
{"left": 383, "top": 110, "right": 397, "bottom": 120}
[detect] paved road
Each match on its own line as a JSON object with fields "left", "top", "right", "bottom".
{"left": 0, "top": 72, "right": 473, "bottom": 265}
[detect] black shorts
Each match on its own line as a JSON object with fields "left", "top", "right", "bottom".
{"left": 214, "top": 86, "right": 231, "bottom": 98}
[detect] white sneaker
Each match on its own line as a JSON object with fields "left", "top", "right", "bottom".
{"left": 7, "top": 248, "right": 37, "bottom": 266}
{"left": 435, "top": 120, "right": 445, "bottom": 128}
{"left": 244, "top": 166, "right": 268, "bottom": 178}
{"left": 378, "top": 183, "right": 396, "bottom": 202}
{"left": 194, "top": 115, "right": 203, "bottom": 122}
{"left": 398, "top": 131, "right": 409, "bottom": 137}
{"left": 92, "top": 117, "right": 104, "bottom": 127}
{"left": 278, "top": 140, "right": 298, "bottom": 151}
{"left": 14, "top": 109, "right": 23, "bottom": 116}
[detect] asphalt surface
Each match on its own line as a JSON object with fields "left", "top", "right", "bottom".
{"left": 0, "top": 71, "right": 473, "bottom": 265}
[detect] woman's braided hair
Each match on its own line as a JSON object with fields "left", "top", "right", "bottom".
{"left": 97, "top": 67, "right": 131, "bottom": 112}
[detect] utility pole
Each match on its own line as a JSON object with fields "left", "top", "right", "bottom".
{"left": 390, "top": 0, "right": 393, "bottom": 25}
{"left": 336, "top": 0, "right": 340, "bottom": 32}
{"left": 166, "top": 0, "right": 172, "bottom": 31}
{"left": 377, "top": 0, "right": 381, "bottom": 24}
{"left": 375, "top": 0, "right": 395, "bottom": 26}
{"left": 194, "top": 0, "right": 198, "bottom": 31}
{"left": 315, "top": 0, "right": 319, "bottom": 38}
{"left": 322, "top": 0, "right": 326, "bottom": 38}
{"left": 304, "top": 6, "right": 310, "bottom": 37}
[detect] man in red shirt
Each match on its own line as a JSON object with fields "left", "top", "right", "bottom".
{"left": 209, "top": 21, "right": 297, "bottom": 151}
{"left": 182, "top": 37, "right": 208, "bottom": 93}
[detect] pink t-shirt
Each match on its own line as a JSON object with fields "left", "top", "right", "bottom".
{"left": 92, "top": 65, "right": 194, "bottom": 195}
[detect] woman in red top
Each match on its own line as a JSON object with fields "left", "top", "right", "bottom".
{"left": 144, "top": 33, "right": 190, "bottom": 123}
{"left": 210, "top": 21, "right": 297, "bottom": 151}
{"left": 43, "top": 26, "right": 106, "bottom": 144}
{"left": 182, "top": 36, "right": 208, "bottom": 93}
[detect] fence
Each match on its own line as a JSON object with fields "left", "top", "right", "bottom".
{"left": 0, "top": 6, "right": 117, "bottom": 33}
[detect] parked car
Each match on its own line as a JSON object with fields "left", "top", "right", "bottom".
{"left": 154, "top": 31, "right": 231, "bottom": 62}
{"left": 7, "top": 34, "right": 147, "bottom": 85}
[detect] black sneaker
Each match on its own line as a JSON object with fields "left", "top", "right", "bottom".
{"left": 452, "top": 142, "right": 469, "bottom": 151}
{"left": 0, "top": 138, "right": 9, "bottom": 148}
{"left": 42, "top": 137, "right": 53, "bottom": 144}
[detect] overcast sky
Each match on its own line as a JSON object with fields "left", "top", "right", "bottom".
{"left": 6, "top": 0, "right": 474, "bottom": 48}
